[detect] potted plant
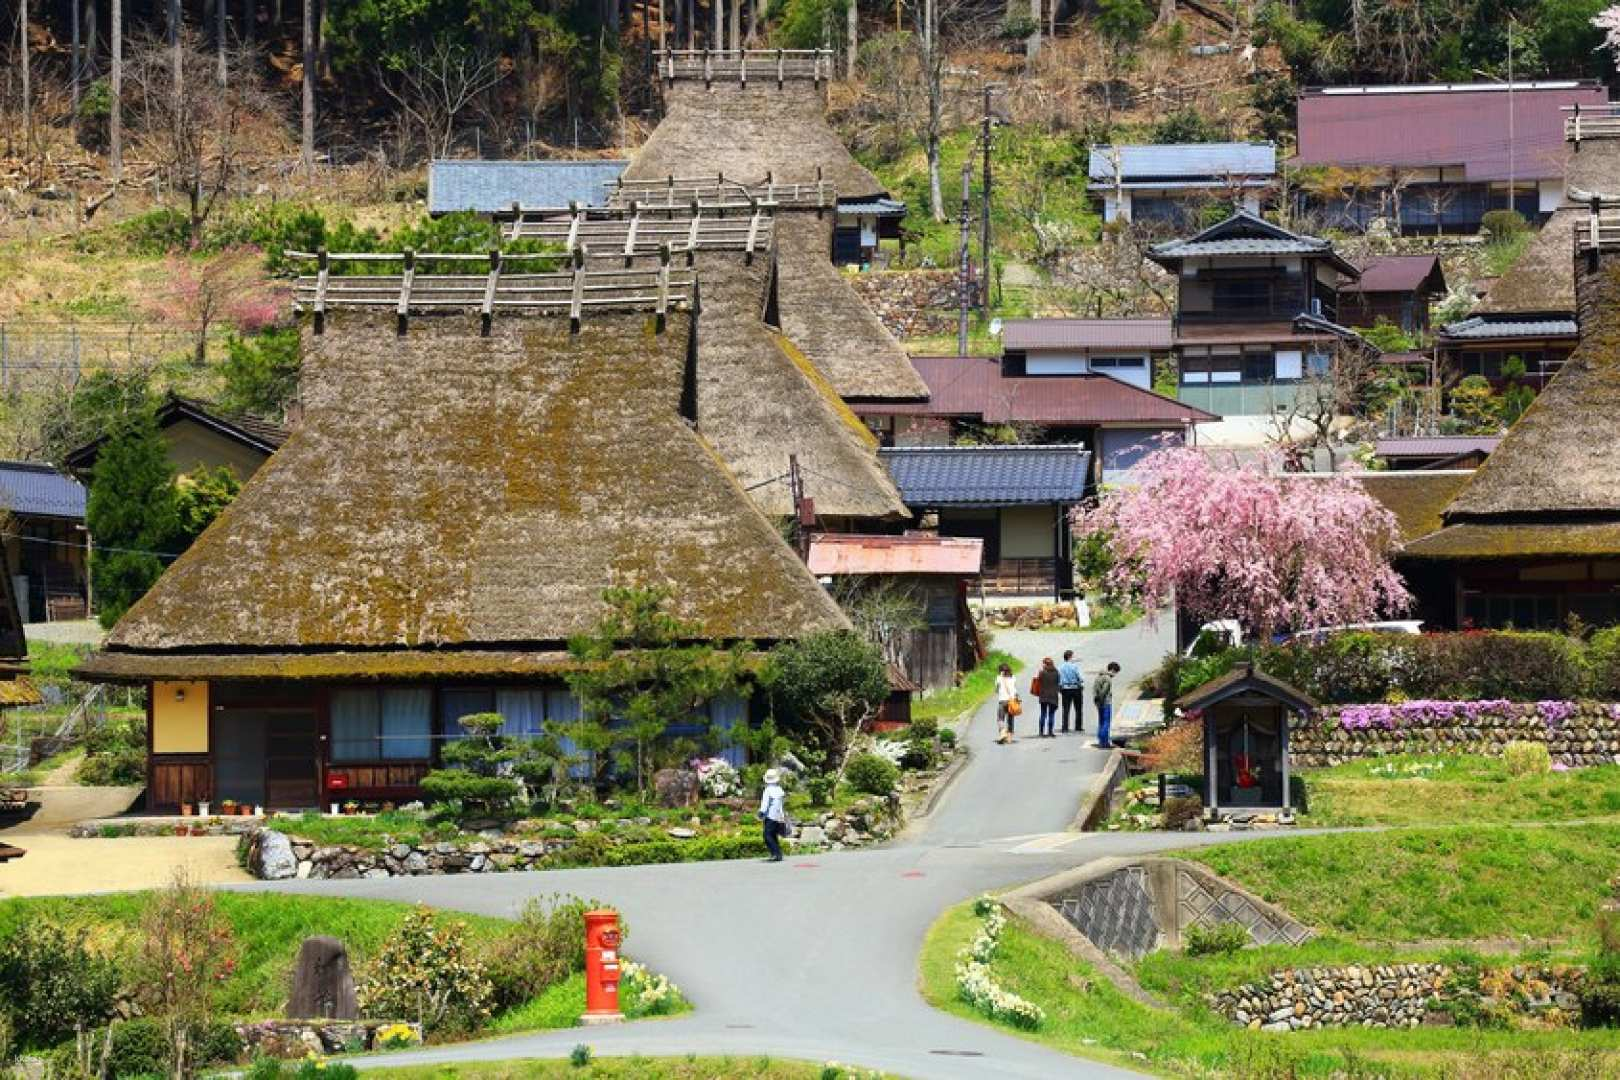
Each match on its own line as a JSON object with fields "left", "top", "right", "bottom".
{"left": 342, "top": 800, "right": 360, "bottom": 816}
{"left": 180, "top": 802, "right": 195, "bottom": 817}
{"left": 240, "top": 803, "right": 254, "bottom": 816}
{"left": 220, "top": 799, "right": 237, "bottom": 816}
{"left": 198, "top": 800, "right": 211, "bottom": 817}
{"left": 253, "top": 804, "right": 265, "bottom": 816}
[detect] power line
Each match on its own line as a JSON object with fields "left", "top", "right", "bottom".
{"left": 0, "top": 531, "right": 180, "bottom": 561}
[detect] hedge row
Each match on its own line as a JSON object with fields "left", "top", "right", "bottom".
{"left": 1149, "top": 629, "right": 1620, "bottom": 707}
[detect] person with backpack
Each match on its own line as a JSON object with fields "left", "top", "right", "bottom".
{"left": 1033, "top": 657, "right": 1061, "bottom": 737}
{"left": 1093, "top": 662, "right": 1120, "bottom": 749}
{"left": 1058, "top": 649, "right": 1084, "bottom": 734}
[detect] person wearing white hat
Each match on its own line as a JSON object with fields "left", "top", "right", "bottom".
{"left": 758, "top": 768, "right": 788, "bottom": 862}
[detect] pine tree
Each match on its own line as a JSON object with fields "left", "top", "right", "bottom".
{"left": 87, "top": 412, "right": 178, "bottom": 628}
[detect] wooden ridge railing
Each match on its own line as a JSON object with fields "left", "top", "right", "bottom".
{"left": 608, "top": 170, "right": 837, "bottom": 210}
{"left": 659, "top": 47, "right": 833, "bottom": 87}
{"left": 285, "top": 249, "right": 695, "bottom": 335}
{"left": 501, "top": 200, "right": 775, "bottom": 260}
{"left": 1565, "top": 103, "right": 1620, "bottom": 144}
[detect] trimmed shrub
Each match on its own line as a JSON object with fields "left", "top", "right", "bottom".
{"left": 357, "top": 907, "right": 494, "bottom": 1034}
{"left": 1183, "top": 921, "right": 1249, "bottom": 957}
{"left": 485, "top": 895, "right": 609, "bottom": 1010}
{"left": 188, "top": 1019, "right": 244, "bottom": 1066}
{"left": 1481, "top": 209, "right": 1529, "bottom": 243}
{"left": 1589, "top": 627, "right": 1620, "bottom": 699}
{"left": 845, "top": 753, "right": 900, "bottom": 797}
{"left": 103, "top": 1018, "right": 169, "bottom": 1078}
{"left": 0, "top": 920, "right": 120, "bottom": 1047}
{"left": 1402, "top": 632, "right": 1588, "bottom": 701}
{"left": 79, "top": 714, "right": 148, "bottom": 786}
{"left": 1503, "top": 741, "right": 1553, "bottom": 777}
{"left": 1582, "top": 915, "right": 1620, "bottom": 1028}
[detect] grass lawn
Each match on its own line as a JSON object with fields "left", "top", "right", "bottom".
{"left": 920, "top": 900, "right": 1620, "bottom": 1079}
{"left": 912, "top": 650, "right": 1023, "bottom": 724}
{"left": 1182, "top": 825, "right": 1620, "bottom": 943}
{"left": 1303, "top": 756, "right": 1620, "bottom": 826}
{"left": 0, "top": 892, "right": 685, "bottom": 1034}
{"left": 365, "top": 1058, "right": 859, "bottom": 1080}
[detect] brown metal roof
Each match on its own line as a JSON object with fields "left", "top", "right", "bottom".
{"left": 1375, "top": 436, "right": 1501, "bottom": 459}
{"left": 855, "top": 355, "right": 1217, "bottom": 425}
{"left": 806, "top": 533, "right": 984, "bottom": 576}
{"left": 1001, "top": 318, "right": 1173, "bottom": 351}
{"left": 1296, "top": 82, "right": 1608, "bottom": 182}
{"left": 1343, "top": 255, "right": 1446, "bottom": 296}
{"left": 1174, "top": 321, "right": 1338, "bottom": 346}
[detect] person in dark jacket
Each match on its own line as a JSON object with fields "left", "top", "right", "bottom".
{"left": 1035, "top": 657, "right": 1061, "bottom": 737}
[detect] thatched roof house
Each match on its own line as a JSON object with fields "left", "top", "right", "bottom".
{"left": 0, "top": 547, "right": 39, "bottom": 707}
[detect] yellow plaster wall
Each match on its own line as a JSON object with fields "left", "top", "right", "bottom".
{"left": 151, "top": 681, "right": 209, "bottom": 753}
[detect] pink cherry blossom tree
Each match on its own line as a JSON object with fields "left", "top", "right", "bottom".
{"left": 1076, "top": 447, "right": 1411, "bottom": 642}
{"left": 1594, "top": 6, "right": 1620, "bottom": 60}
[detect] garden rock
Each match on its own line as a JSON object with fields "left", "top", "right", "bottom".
{"left": 653, "top": 768, "right": 701, "bottom": 808}
{"left": 667, "top": 827, "right": 696, "bottom": 839}
{"left": 255, "top": 829, "right": 298, "bottom": 880}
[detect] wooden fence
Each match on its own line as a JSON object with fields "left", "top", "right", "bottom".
{"left": 609, "top": 171, "right": 837, "bottom": 210}
{"left": 659, "top": 48, "right": 833, "bottom": 86}
{"left": 502, "top": 202, "right": 775, "bottom": 259}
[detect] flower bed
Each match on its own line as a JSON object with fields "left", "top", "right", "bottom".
{"left": 954, "top": 896, "right": 1045, "bottom": 1030}
{"left": 1293, "top": 700, "right": 1620, "bottom": 768}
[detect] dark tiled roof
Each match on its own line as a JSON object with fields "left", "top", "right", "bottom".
{"left": 1001, "top": 318, "right": 1173, "bottom": 351}
{"left": 428, "top": 159, "right": 630, "bottom": 214}
{"left": 1148, "top": 211, "right": 1358, "bottom": 276}
{"left": 837, "top": 197, "right": 906, "bottom": 216}
{"left": 1296, "top": 82, "right": 1606, "bottom": 183}
{"left": 1439, "top": 316, "right": 1580, "bottom": 340}
{"left": 854, "top": 355, "right": 1216, "bottom": 425}
{"left": 880, "top": 445, "right": 1092, "bottom": 506}
{"left": 63, "top": 395, "right": 289, "bottom": 475}
{"left": 1088, "top": 143, "right": 1276, "bottom": 183}
{"left": 1375, "top": 436, "right": 1501, "bottom": 459}
{"left": 0, "top": 462, "right": 85, "bottom": 520}
{"left": 1343, "top": 254, "right": 1446, "bottom": 295}
{"left": 1174, "top": 661, "right": 1317, "bottom": 713}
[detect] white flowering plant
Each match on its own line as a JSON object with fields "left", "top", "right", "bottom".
{"left": 621, "top": 958, "right": 685, "bottom": 1018}
{"left": 690, "top": 757, "right": 742, "bottom": 798}
{"left": 954, "top": 895, "right": 1045, "bottom": 1030}
{"left": 863, "top": 737, "right": 908, "bottom": 769}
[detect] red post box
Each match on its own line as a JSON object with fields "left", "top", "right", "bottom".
{"left": 581, "top": 909, "right": 624, "bottom": 1025}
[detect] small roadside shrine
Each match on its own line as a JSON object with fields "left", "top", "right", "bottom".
{"left": 1174, "top": 662, "right": 1316, "bottom": 816}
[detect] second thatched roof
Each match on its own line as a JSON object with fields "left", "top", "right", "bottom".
{"left": 1472, "top": 208, "right": 1578, "bottom": 316}
{"left": 84, "top": 308, "right": 849, "bottom": 679}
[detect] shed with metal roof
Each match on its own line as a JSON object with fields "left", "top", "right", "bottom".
{"left": 428, "top": 159, "right": 630, "bottom": 215}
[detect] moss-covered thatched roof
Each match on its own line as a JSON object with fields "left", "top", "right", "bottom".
{"left": 774, "top": 213, "right": 928, "bottom": 401}
{"left": 0, "top": 677, "right": 40, "bottom": 706}
{"left": 1353, "top": 471, "right": 1475, "bottom": 545}
{"left": 82, "top": 309, "right": 848, "bottom": 680}
{"left": 1473, "top": 208, "right": 1577, "bottom": 316}
{"left": 1444, "top": 255, "right": 1620, "bottom": 523}
{"left": 625, "top": 80, "right": 886, "bottom": 199}
{"left": 1403, "top": 522, "right": 1620, "bottom": 560}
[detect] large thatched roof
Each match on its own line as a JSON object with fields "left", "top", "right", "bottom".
{"left": 775, "top": 213, "right": 928, "bottom": 401}
{"left": 1432, "top": 255, "right": 1620, "bottom": 530}
{"left": 83, "top": 308, "right": 848, "bottom": 679}
{"left": 1472, "top": 208, "right": 1577, "bottom": 316}
{"left": 625, "top": 80, "right": 886, "bottom": 199}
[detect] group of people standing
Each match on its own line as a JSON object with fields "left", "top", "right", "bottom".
{"left": 994, "top": 653, "right": 1119, "bottom": 749}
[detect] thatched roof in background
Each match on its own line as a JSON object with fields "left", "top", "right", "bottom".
{"left": 663, "top": 249, "right": 907, "bottom": 519}
{"left": 1352, "top": 471, "right": 1475, "bottom": 545}
{"left": 1474, "top": 209, "right": 1577, "bottom": 315}
{"left": 84, "top": 309, "right": 847, "bottom": 678}
{"left": 1441, "top": 257, "right": 1620, "bottom": 524}
{"left": 625, "top": 81, "right": 886, "bottom": 199}
{"left": 1565, "top": 136, "right": 1620, "bottom": 202}
{"left": 775, "top": 213, "right": 929, "bottom": 401}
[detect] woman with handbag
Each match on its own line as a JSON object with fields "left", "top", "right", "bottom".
{"left": 995, "top": 663, "right": 1020, "bottom": 744}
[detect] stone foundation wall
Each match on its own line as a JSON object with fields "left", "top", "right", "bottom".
{"left": 234, "top": 1019, "right": 422, "bottom": 1057}
{"left": 1208, "top": 963, "right": 1583, "bottom": 1032}
{"left": 1292, "top": 702, "right": 1620, "bottom": 768}
{"left": 846, "top": 271, "right": 961, "bottom": 339}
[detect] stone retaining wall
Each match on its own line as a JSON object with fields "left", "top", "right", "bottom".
{"left": 234, "top": 1019, "right": 422, "bottom": 1057}
{"left": 243, "top": 796, "right": 903, "bottom": 880}
{"left": 846, "top": 271, "right": 961, "bottom": 339}
{"left": 1207, "top": 963, "right": 1583, "bottom": 1032}
{"left": 1292, "top": 702, "right": 1620, "bottom": 768}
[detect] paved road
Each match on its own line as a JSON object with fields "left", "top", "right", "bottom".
{"left": 258, "top": 616, "right": 1236, "bottom": 1078}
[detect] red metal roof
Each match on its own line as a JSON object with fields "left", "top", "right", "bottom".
{"left": 806, "top": 533, "right": 984, "bottom": 576}
{"left": 1343, "top": 255, "right": 1445, "bottom": 295}
{"left": 856, "top": 355, "right": 1218, "bottom": 425}
{"left": 1001, "top": 317, "right": 1173, "bottom": 351}
{"left": 1296, "top": 83, "right": 1607, "bottom": 182}
{"left": 1375, "top": 435, "right": 1501, "bottom": 458}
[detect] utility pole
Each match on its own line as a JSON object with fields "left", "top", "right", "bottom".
{"left": 957, "top": 161, "right": 972, "bottom": 357}
{"left": 111, "top": 0, "right": 122, "bottom": 180}
{"left": 301, "top": 0, "right": 314, "bottom": 174}
{"left": 980, "top": 84, "right": 996, "bottom": 312}
{"left": 1508, "top": 17, "right": 1516, "bottom": 214}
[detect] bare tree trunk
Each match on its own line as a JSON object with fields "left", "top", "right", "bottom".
{"left": 729, "top": 0, "right": 739, "bottom": 56}
{"left": 169, "top": 0, "right": 182, "bottom": 106}
{"left": 1157, "top": 0, "right": 1176, "bottom": 24}
{"left": 73, "top": 0, "right": 83, "bottom": 124}
{"left": 846, "top": 0, "right": 856, "bottom": 78}
{"left": 19, "top": 0, "right": 31, "bottom": 156}
{"left": 216, "top": 0, "right": 228, "bottom": 85}
{"left": 86, "top": 0, "right": 98, "bottom": 75}
{"left": 242, "top": 0, "right": 252, "bottom": 44}
{"left": 111, "top": 0, "right": 122, "bottom": 179}
{"left": 712, "top": 0, "right": 721, "bottom": 49}
{"left": 1026, "top": 0, "right": 1040, "bottom": 60}
{"left": 301, "top": 0, "right": 314, "bottom": 173}
{"left": 751, "top": 0, "right": 761, "bottom": 41}
{"left": 923, "top": 0, "right": 943, "bottom": 221}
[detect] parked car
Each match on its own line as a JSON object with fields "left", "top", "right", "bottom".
{"left": 1185, "top": 618, "right": 1423, "bottom": 656}
{"left": 1280, "top": 621, "right": 1426, "bottom": 644}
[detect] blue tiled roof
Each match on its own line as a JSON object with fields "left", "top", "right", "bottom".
{"left": 837, "top": 196, "right": 906, "bottom": 216}
{"left": 1089, "top": 143, "right": 1276, "bottom": 182}
{"left": 879, "top": 446, "right": 1092, "bottom": 507}
{"left": 0, "top": 462, "right": 85, "bottom": 520}
{"left": 428, "top": 160, "right": 630, "bottom": 214}
{"left": 1441, "top": 316, "right": 1580, "bottom": 340}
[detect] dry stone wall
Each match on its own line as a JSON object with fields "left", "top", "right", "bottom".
{"left": 1292, "top": 701, "right": 1620, "bottom": 768}
{"left": 234, "top": 1019, "right": 421, "bottom": 1057}
{"left": 846, "top": 271, "right": 962, "bottom": 339}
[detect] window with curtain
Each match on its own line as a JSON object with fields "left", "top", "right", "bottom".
{"left": 330, "top": 687, "right": 432, "bottom": 761}
{"left": 439, "top": 689, "right": 494, "bottom": 741}
{"left": 495, "top": 689, "right": 547, "bottom": 739}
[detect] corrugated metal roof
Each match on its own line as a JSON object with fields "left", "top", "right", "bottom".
{"left": 1001, "top": 318, "right": 1173, "bottom": 351}
{"left": 1343, "top": 255, "right": 1445, "bottom": 295}
{"left": 1296, "top": 82, "right": 1607, "bottom": 182}
{"left": 1440, "top": 316, "right": 1579, "bottom": 340}
{"left": 880, "top": 445, "right": 1092, "bottom": 506}
{"left": 806, "top": 533, "right": 984, "bottom": 576}
{"left": 428, "top": 159, "right": 630, "bottom": 214}
{"left": 0, "top": 462, "right": 86, "bottom": 520}
{"left": 1375, "top": 436, "right": 1501, "bottom": 458}
{"left": 1088, "top": 143, "right": 1276, "bottom": 182}
{"left": 853, "top": 355, "right": 1217, "bottom": 424}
